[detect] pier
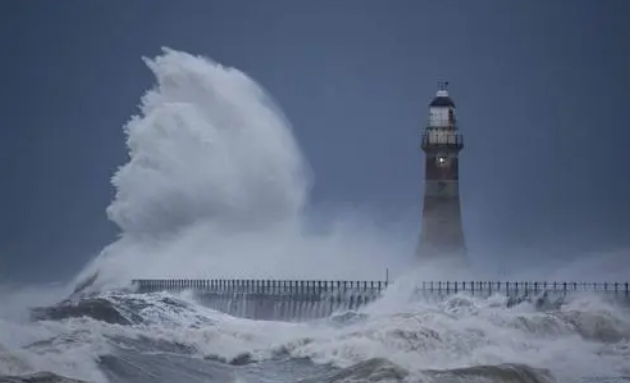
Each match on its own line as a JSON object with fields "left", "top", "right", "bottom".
{"left": 132, "top": 279, "right": 630, "bottom": 321}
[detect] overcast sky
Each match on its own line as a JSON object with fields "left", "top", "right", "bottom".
{"left": 1, "top": 1, "right": 629, "bottom": 283}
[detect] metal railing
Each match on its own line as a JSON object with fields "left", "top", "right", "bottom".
{"left": 131, "top": 279, "right": 629, "bottom": 321}
{"left": 421, "top": 131, "right": 464, "bottom": 151}
{"left": 133, "top": 279, "right": 629, "bottom": 296}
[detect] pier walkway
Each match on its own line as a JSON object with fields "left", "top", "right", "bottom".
{"left": 132, "top": 279, "right": 630, "bottom": 321}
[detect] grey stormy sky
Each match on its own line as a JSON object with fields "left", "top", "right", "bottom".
{"left": 1, "top": 1, "right": 629, "bottom": 283}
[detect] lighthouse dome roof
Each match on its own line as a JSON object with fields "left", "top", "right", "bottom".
{"left": 429, "top": 85, "right": 456, "bottom": 108}
{"left": 429, "top": 95, "right": 455, "bottom": 108}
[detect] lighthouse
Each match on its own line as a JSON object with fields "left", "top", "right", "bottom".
{"left": 416, "top": 82, "right": 467, "bottom": 262}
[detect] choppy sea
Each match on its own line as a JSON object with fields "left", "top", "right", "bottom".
{"left": 1, "top": 285, "right": 629, "bottom": 383}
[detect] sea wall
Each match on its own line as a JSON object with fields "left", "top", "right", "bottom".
{"left": 132, "top": 279, "right": 630, "bottom": 321}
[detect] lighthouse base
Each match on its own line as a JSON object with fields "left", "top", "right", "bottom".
{"left": 417, "top": 196, "right": 467, "bottom": 265}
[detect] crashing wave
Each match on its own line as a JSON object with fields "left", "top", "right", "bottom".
{"left": 28, "top": 291, "right": 219, "bottom": 329}
{"left": 3, "top": 288, "right": 629, "bottom": 383}
{"left": 30, "top": 297, "right": 141, "bottom": 326}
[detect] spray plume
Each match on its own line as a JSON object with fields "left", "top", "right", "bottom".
{"left": 73, "top": 48, "right": 415, "bottom": 292}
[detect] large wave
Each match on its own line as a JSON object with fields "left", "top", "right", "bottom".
{"left": 107, "top": 48, "right": 311, "bottom": 236}
{"left": 70, "top": 48, "right": 418, "bottom": 292}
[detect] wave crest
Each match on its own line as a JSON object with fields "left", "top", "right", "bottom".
{"left": 107, "top": 47, "right": 310, "bottom": 237}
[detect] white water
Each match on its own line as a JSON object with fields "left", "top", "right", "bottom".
{"left": 1, "top": 290, "right": 629, "bottom": 383}
{"left": 70, "top": 47, "right": 418, "bottom": 292}
{"left": 1, "top": 48, "right": 630, "bottom": 382}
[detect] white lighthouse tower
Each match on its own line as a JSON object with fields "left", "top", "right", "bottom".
{"left": 416, "top": 82, "right": 467, "bottom": 262}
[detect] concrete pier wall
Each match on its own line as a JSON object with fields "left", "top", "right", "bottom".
{"left": 132, "top": 279, "right": 630, "bottom": 321}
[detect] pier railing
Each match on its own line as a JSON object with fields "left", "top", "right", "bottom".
{"left": 131, "top": 279, "right": 630, "bottom": 321}
{"left": 134, "top": 279, "right": 389, "bottom": 294}
{"left": 416, "top": 280, "right": 630, "bottom": 294}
